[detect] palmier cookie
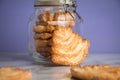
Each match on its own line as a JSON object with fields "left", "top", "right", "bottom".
{"left": 51, "top": 39, "right": 89, "bottom": 65}
{"left": 33, "top": 25, "right": 56, "bottom": 33}
{"left": 0, "top": 67, "right": 32, "bottom": 80}
{"left": 71, "top": 65, "right": 120, "bottom": 80}
{"left": 51, "top": 27, "right": 90, "bottom": 65}
{"left": 36, "top": 46, "right": 51, "bottom": 53}
{"left": 38, "top": 11, "right": 53, "bottom": 22}
{"left": 36, "top": 21, "right": 48, "bottom": 26}
{"left": 34, "top": 33, "right": 52, "bottom": 40}
{"left": 35, "top": 46, "right": 51, "bottom": 57}
{"left": 35, "top": 39, "right": 52, "bottom": 47}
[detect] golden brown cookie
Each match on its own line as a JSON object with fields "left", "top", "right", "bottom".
{"left": 51, "top": 39, "right": 89, "bottom": 65}
{"left": 35, "top": 46, "right": 51, "bottom": 57}
{"left": 38, "top": 11, "right": 53, "bottom": 22}
{"left": 33, "top": 25, "right": 56, "bottom": 33}
{"left": 36, "top": 21, "right": 48, "bottom": 26}
{"left": 34, "top": 33, "right": 52, "bottom": 40}
{"left": 35, "top": 39, "right": 51, "bottom": 47}
{"left": 36, "top": 46, "right": 51, "bottom": 52}
{"left": 0, "top": 67, "right": 32, "bottom": 80}
{"left": 51, "top": 27, "right": 90, "bottom": 65}
{"left": 71, "top": 65, "right": 120, "bottom": 80}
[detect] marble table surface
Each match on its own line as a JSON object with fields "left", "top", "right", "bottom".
{"left": 0, "top": 53, "right": 120, "bottom": 80}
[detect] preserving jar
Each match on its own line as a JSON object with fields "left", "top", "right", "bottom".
{"left": 28, "top": 0, "right": 89, "bottom": 65}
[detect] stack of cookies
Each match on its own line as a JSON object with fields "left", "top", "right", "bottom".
{"left": 33, "top": 11, "right": 55, "bottom": 57}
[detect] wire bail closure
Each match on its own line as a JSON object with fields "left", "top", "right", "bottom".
{"left": 63, "top": 0, "right": 83, "bottom": 23}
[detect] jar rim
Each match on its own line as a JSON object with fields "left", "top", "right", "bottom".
{"left": 34, "top": 0, "right": 73, "bottom": 7}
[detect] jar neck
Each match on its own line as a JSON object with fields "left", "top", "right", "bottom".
{"left": 34, "top": 0, "right": 73, "bottom": 7}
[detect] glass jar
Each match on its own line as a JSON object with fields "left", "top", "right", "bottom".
{"left": 28, "top": 0, "right": 87, "bottom": 65}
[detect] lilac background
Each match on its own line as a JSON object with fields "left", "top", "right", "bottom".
{"left": 0, "top": 0, "right": 120, "bottom": 53}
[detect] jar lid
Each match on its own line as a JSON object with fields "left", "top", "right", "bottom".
{"left": 34, "top": 0, "right": 73, "bottom": 7}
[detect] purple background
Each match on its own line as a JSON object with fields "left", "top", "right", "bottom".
{"left": 0, "top": 0, "right": 120, "bottom": 53}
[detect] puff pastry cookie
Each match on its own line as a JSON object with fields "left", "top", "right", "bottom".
{"left": 34, "top": 33, "right": 52, "bottom": 40}
{"left": 38, "top": 11, "right": 53, "bottom": 22}
{"left": 0, "top": 67, "right": 32, "bottom": 80}
{"left": 71, "top": 65, "right": 120, "bottom": 80}
{"left": 35, "top": 46, "right": 51, "bottom": 57}
{"left": 36, "top": 21, "right": 48, "bottom": 26}
{"left": 33, "top": 25, "right": 56, "bottom": 33}
{"left": 51, "top": 27, "right": 90, "bottom": 65}
{"left": 35, "top": 39, "right": 52, "bottom": 47}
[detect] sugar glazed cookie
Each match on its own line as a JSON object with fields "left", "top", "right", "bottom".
{"left": 71, "top": 65, "right": 120, "bottom": 80}
{"left": 0, "top": 67, "right": 32, "bottom": 80}
{"left": 51, "top": 27, "right": 90, "bottom": 65}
